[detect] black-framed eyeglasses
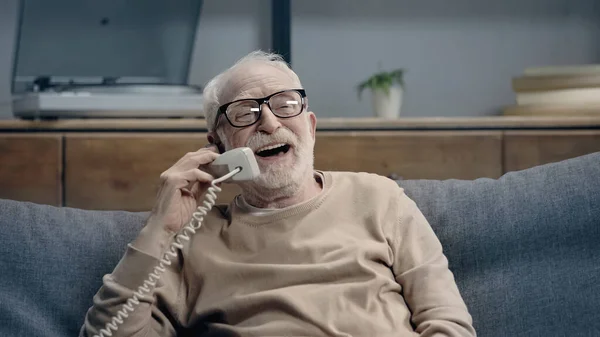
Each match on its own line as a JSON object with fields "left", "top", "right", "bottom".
{"left": 215, "top": 89, "right": 306, "bottom": 129}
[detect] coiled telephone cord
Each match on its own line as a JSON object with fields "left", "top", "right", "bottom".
{"left": 93, "top": 167, "right": 241, "bottom": 337}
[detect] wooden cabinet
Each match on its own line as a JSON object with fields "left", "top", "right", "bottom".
{"left": 64, "top": 133, "right": 242, "bottom": 211}
{"left": 1, "top": 117, "right": 599, "bottom": 211}
{"left": 0, "top": 134, "right": 62, "bottom": 206}
{"left": 504, "top": 130, "right": 600, "bottom": 172}
{"left": 315, "top": 131, "right": 503, "bottom": 180}
{"left": 62, "top": 131, "right": 505, "bottom": 210}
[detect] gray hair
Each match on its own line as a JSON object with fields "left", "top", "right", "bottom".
{"left": 202, "top": 50, "right": 302, "bottom": 132}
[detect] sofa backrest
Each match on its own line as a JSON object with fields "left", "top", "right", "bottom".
{"left": 0, "top": 152, "right": 598, "bottom": 337}
{"left": 0, "top": 201, "right": 147, "bottom": 337}
{"left": 399, "top": 151, "right": 600, "bottom": 337}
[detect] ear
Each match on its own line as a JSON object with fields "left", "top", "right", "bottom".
{"left": 307, "top": 111, "right": 317, "bottom": 141}
{"left": 207, "top": 131, "right": 226, "bottom": 154}
{"left": 207, "top": 131, "right": 218, "bottom": 145}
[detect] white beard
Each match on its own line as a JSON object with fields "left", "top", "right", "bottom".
{"left": 218, "top": 121, "right": 315, "bottom": 200}
{"left": 253, "top": 130, "right": 313, "bottom": 191}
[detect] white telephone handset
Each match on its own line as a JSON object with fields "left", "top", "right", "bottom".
{"left": 93, "top": 148, "right": 259, "bottom": 337}
{"left": 208, "top": 147, "right": 260, "bottom": 182}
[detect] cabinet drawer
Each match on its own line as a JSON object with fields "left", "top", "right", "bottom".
{"left": 64, "top": 134, "right": 241, "bottom": 211}
{"left": 0, "top": 134, "right": 62, "bottom": 206}
{"left": 504, "top": 130, "right": 600, "bottom": 172}
{"left": 314, "top": 131, "right": 503, "bottom": 180}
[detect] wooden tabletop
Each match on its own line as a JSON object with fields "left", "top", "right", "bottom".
{"left": 1, "top": 116, "right": 600, "bottom": 131}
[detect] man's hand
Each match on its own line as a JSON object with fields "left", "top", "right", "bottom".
{"left": 81, "top": 148, "right": 222, "bottom": 337}
{"left": 147, "top": 145, "right": 220, "bottom": 235}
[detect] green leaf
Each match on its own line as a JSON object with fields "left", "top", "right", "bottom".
{"left": 356, "top": 68, "right": 405, "bottom": 100}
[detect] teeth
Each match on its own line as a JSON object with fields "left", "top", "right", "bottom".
{"left": 256, "top": 143, "right": 287, "bottom": 153}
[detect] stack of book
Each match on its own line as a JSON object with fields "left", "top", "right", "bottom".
{"left": 503, "top": 65, "right": 600, "bottom": 116}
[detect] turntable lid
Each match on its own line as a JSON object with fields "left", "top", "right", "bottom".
{"left": 12, "top": 0, "right": 203, "bottom": 92}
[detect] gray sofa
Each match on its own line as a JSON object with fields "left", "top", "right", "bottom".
{"left": 1, "top": 152, "right": 599, "bottom": 337}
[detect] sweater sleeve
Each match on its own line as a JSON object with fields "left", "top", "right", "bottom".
{"left": 79, "top": 231, "right": 185, "bottom": 337}
{"left": 389, "top": 190, "right": 477, "bottom": 337}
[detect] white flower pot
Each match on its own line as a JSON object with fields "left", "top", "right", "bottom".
{"left": 371, "top": 85, "right": 403, "bottom": 119}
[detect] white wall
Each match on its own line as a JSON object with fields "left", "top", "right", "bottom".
{"left": 1, "top": 0, "right": 599, "bottom": 119}
{"left": 291, "top": 0, "right": 600, "bottom": 118}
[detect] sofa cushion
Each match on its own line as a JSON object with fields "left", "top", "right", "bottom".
{"left": 0, "top": 201, "right": 147, "bottom": 337}
{"left": 399, "top": 152, "right": 600, "bottom": 337}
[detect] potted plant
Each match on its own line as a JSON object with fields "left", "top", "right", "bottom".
{"left": 357, "top": 68, "right": 405, "bottom": 119}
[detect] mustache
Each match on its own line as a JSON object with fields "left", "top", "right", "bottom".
{"left": 246, "top": 128, "right": 298, "bottom": 151}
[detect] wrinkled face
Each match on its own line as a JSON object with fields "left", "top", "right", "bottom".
{"left": 211, "top": 61, "right": 317, "bottom": 191}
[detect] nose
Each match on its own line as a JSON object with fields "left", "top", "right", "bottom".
{"left": 256, "top": 103, "right": 281, "bottom": 134}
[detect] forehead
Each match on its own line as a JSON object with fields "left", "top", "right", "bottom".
{"left": 220, "top": 61, "right": 300, "bottom": 104}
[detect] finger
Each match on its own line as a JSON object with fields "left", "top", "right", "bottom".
{"left": 203, "top": 143, "right": 220, "bottom": 153}
{"left": 173, "top": 151, "right": 220, "bottom": 171}
{"left": 163, "top": 168, "right": 215, "bottom": 189}
{"left": 180, "top": 168, "right": 216, "bottom": 186}
{"left": 171, "top": 146, "right": 219, "bottom": 167}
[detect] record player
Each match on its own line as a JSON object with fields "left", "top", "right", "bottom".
{"left": 11, "top": 0, "right": 205, "bottom": 119}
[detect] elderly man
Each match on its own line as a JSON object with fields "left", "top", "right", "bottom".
{"left": 81, "top": 51, "right": 476, "bottom": 337}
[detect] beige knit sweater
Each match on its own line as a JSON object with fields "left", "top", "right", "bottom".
{"left": 81, "top": 171, "right": 476, "bottom": 337}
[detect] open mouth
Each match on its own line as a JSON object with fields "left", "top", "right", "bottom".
{"left": 255, "top": 143, "right": 291, "bottom": 157}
